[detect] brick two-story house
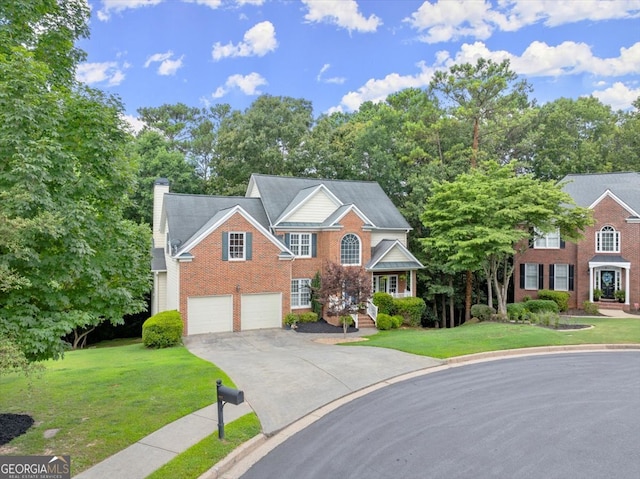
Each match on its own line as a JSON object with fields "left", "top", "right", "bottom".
{"left": 151, "top": 174, "right": 423, "bottom": 334}
{"left": 514, "top": 172, "right": 640, "bottom": 311}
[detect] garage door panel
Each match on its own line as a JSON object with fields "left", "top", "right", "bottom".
{"left": 241, "top": 293, "right": 281, "bottom": 330}
{"left": 188, "top": 295, "right": 233, "bottom": 334}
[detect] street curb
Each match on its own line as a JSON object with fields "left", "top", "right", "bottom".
{"left": 206, "top": 345, "right": 640, "bottom": 478}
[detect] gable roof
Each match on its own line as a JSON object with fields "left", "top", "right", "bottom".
{"left": 561, "top": 172, "right": 640, "bottom": 216}
{"left": 162, "top": 193, "right": 270, "bottom": 253}
{"left": 247, "top": 174, "right": 411, "bottom": 230}
{"left": 366, "top": 239, "right": 424, "bottom": 271}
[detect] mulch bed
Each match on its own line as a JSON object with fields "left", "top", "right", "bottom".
{"left": 0, "top": 413, "right": 34, "bottom": 446}
{"left": 294, "top": 318, "right": 359, "bottom": 334}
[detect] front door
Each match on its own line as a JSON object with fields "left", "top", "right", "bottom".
{"left": 601, "top": 270, "right": 616, "bottom": 299}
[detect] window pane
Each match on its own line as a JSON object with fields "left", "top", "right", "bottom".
{"left": 229, "top": 233, "right": 244, "bottom": 259}
{"left": 524, "top": 263, "right": 538, "bottom": 290}
{"left": 554, "top": 264, "right": 568, "bottom": 291}
{"left": 341, "top": 234, "right": 360, "bottom": 265}
{"left": 291, "top": 279, "right": 311, "bottom": 308}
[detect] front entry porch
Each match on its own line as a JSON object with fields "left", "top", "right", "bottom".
{"left": 588, "top": 256, "right": 630, "bottom": 306}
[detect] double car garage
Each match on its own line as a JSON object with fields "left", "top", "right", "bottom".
{"left": 187, "top": 293, "right": 282, "bottom": 335}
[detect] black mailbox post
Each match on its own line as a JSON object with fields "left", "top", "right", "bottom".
{"left": 216, "top": 379, "right": 244, "bottom": 440}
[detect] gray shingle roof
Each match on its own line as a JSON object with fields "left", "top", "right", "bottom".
{"left": 561, "top": 172, "right": 640, "bottom": 215}
{"left": 163, "top": 194, "right": 269, "bottom": 249}
{"left": 248, "top": 174, "right": 411, "bottom": 230}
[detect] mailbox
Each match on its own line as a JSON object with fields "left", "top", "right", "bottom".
{"left": 217, "top": 383, "right": 244, "bottom": 405}
{"left": 216, "top": 379, "right": 245, "bottom": 440}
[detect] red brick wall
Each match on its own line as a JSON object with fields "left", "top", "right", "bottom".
{"left": 515, "top": 195, "right": 640, "bottom": 310}
{"left": 179, "top": 213, "right": 291, "bottom": 333}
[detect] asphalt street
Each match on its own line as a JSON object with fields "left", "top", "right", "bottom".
{"left": 240, "top": 352, "right": 640, "bottom": 479}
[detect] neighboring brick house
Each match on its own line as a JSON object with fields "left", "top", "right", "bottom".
{"left": 514, "top": 172, "right": 640, "bottom": 311}
{"left": 151, "top": 174, "right": 423, "bottom": 334}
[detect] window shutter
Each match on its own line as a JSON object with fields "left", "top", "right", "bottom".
{"left": 560, "top": 238, "right": 566, "bottom": 249}
{"left": 246, "top": 232, "right": 252, "bottom": 260}
{"left": 569, "top": 265, "right": 575, "bottom": 291}
{"left": 538, "top": 264, "right": 544, "bottom": 290}
{"left": 222, "top": 232, "right": 228, "bottom": 261}
{"left": 549, "top": 264, "right": 555, "bottom": 290}
{"left": 284, "top": 233, "right": 290, "bottom": 247}
{"left": 519, "top": 264, "right": 525, "bottom": 289}
{"left": 528, "top": 228, "right": 534, "bottom": 248}
{"left": 312, "top": 234, "right": 317, "bottom": 258}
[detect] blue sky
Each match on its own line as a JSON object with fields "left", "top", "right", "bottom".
{"left": 77, "top": 1, "right": 640, "bottom": 129}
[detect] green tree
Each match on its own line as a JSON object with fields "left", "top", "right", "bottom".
{"left": 421, "top": 161, "right": 592, "bottom": 317}
{"left": 0, "top": 2, "right": 151, "bottom": 361}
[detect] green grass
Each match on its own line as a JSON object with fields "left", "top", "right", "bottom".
{"left": 0, "top": 342, "right": 233, "bottom": 475}
{"left": 147, "top": 413, "right": 261, "bottom": 479}
{"left": 349, "top": 318, "right": 640, "bottom": 358}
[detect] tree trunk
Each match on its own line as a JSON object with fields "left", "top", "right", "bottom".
{"left": 449, "top": 277, "right": 455, "bottom": 329}
{"left": 441, "top": 294, "right": 446, "bottom": 328}
{"left": 465, "top": 270, "right": 472, "bottom": 323}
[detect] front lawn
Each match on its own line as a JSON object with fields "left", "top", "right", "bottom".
{"left": 0, "top": 341, "right": 232, "bottom": 475}
{"left": 350, "top": 318, "right": 640, "bottom": 358}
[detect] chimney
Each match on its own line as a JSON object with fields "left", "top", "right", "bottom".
{"left": 153, "top": 178, "right": 170, "bottom": 248}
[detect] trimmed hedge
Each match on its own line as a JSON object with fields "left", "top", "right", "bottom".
{"left": 506, "top": 303, "right": 527, "bottom": 322}
{"left": 372, "top": 292, "right": 395, "bottom": 315}
{"left": 537, "top": 290, "right": 570, "bottom": 312}
{"left": 394, "top": 297, "right": 426, "bottom": 327}
{"left": 470, "top": 304, "right": 495, "bottom": 322}
{"left": 142, "top": 310, "right": 183, "bottom": 348}
{"left": 525, "top": 299, "right": 559, "bottom": 313}
{"left": 376, "top": 313, "right": 393, "bottom": 330}
{"left": 284, "top": 311, "right": 318, "bottom": 326}
{"left": 391, "top": 315, "right": 403, "bottom": 329}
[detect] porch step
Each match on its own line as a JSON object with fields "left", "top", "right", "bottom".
{"left": 595, "top": 300, "right": 626, "bottom": 311}
{"left": 357, "top": 314, "right": 376, "bottom": 329}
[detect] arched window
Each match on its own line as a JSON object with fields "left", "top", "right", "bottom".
{"left": 596, "top": 225, "right": 620, "bottom": 253}
{"left": 340, "top": 234, "right": 361, "bottom": 265}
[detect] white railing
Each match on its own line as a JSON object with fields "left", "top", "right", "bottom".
{"left": 367, "top": 300, "right": 378, "bottom": 325}
{"left": 390, "top": 291, "right": 412, "bottom": 298}
{"left": 350, "top": 313, "right": 358, "bottom": 329}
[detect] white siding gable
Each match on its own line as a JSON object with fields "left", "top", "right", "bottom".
{"left": 382, "top": 245, "right": 410, "bottom": 262}
{"left": 371, "top": 231, "right": 406, "bottom": 247}
{"left": 288, "top": 189, "right": 340, "bottom": 223}
{"left": 247, "top": 182, "right": 261, "bottom": 198}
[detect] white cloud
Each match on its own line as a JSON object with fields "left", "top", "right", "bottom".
{"left": 97, "top": 0, "right": 163, "bottom": 21}
{"left": 334, "top": 61, "right": 435, "bottom": 112}
{"left": 405, "top": 0, "right": 640, "bottom": 43}
{"left": 211, "top": 72, "right": 267, "bottom": 98}
{"left": 591, "top": 82, "right": 640, "bottom": 111}
{"left": 76, "top": 61, "right": 127, "bottom": 86}
{"left": 181, "top": 0, "right": 223, "bottom": 8}
{"left": 212, "top": 21, "right": 277, "bottom": 60}
{"left": 302, "top": 0, "right": 382, "bottom": 33}
{"left": 317, "top": 64, "right": 346, "bottom": 84}
{"left": 121, "top": 114, "right": 146, "bottom": 134}
{"left": 144, "top": 51, "right": 185, "bottom": 75}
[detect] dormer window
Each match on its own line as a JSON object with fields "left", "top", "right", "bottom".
{"left": 596, "top": 225, "right": 620, "bottom": 253}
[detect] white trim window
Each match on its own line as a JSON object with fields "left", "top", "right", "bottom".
{"left": 375, "top": 275, "right": 398, "bottom": 295}
{"left": 524, "top": 263, "right": 539, "bottom": 290}
{"left": 554, "top": 264, "right": 569, "bottom": 291}
{"left": 289, "top": 233, "right": 311, "bottom": 258}
{"left": 596, "top": 225, "right": 620, "bottom": 253}
{"left": 291, "top": 278, "right": 311, "bottom": 308}
{"left": 534, "top": 228, "right": 560, "bottom": 249}
{"left": 228, "top": 232, "right": 245, "bottom": 260}
{"left": 340, "top": 233, "right": 361, "bottom": 265}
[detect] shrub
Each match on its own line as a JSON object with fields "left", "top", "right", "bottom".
{"left": 522, "top": 295, "right": 531, "bottom": 302}
{"left": 394, "top": 297, "right": 426, "bottom": 326}
{"left": 506, "top": 303, "right": 527, "bottom": 322}
{"left": 535, "top": 311, "right": 560, "bottom": 328}
{"left": 284, "top": 313, "right": 298, "bottom": 326}
{"left": 142, "top": 310, "right": 183, "bottom": 349}
{"left": 582, "top": 301, "right": 600, "bottom": 315}
{"left": 538, "top": 290, "right": 570, "bottom": 312}
{"left": 525, "top": 299, "right": 559, "bottom": 314}
{"left": 376, "top": 313, "right": 393, "bottom": 330}
{"left": 470, "top": 304, "right": 495, "bottom": 322}
{"left": 298, "top": 312, "right": 318, "bottom": 323}
{"left": 391, "top": 315, "right": 403, "bottom": 329}
{"left": 372, "top": 292, "right": 395, "bottom": 315}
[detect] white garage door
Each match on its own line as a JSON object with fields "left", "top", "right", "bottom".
{"left": 187, "top": 295, "right": 233, "bottom": 335}
{"left": 241, "top": 293, "right": 282, "bottom": 330}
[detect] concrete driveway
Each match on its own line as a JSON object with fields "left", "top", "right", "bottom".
{"left": 184, "top": 329, "right": 442, "bottom": 435}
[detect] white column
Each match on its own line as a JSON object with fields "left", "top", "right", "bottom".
{"left": 625, "top": 266, "right": 630, "bottom": 305}
{"left": 589, "top": 266, "right": 594, "bottom": 302}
